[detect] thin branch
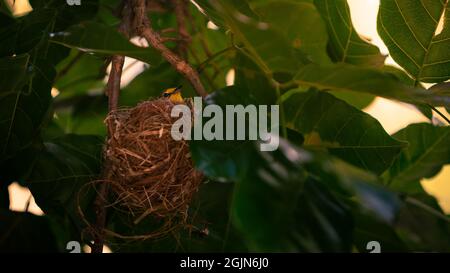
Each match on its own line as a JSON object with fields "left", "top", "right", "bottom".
{"left": 427, "top": 104, "right": 450, "bottom": 125}
{"left": 134, "top": 0, "right": 208, "bottom": 98}
{"left": 161, "top": 28, "right": 178, "bottom": 34}
{"left": 105, "top": 55, "right": 125, "bottom": 111}
{"left": 197, "top": 46, "right": 235, "bottom": 73}
{"left": 160, "top": 37, "right": 185, "bottom": 43}
{"left": 91, "top": 1, "right": 131, "bottom": 254}
{"left": 91, "top": 57, "right": 125, "bottom": 253}
{"left": 188, "top": 14, "right": 224, "bottom": 77}
{"left": 189, "top": 47, "right": 218, "bottom": 90}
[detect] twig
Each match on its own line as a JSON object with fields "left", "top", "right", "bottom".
{"left": 105, "top": 56, "right": 125, "bottom": 111}
{"left": 161, "top": 28, "right": 177, "bottom": 34}
{"left": 91, "top": 57, "right": 125, "bottom": 253}
{"left": 134, "top": 0, "right": 208, "bottom": 98}
{"left": 189, "top": 47, "right": 218, "bottom": 90}
{"left": 191, "top": 18, "right": 224, "bottom": 77}
{"left": 427, "top": 103, "right": 450, "bottom": 125}
{"left": 161, "top": 37, "right": 185, "bottom": 43}
{"left": 91, "top": 1, "right": 131, "bottom": 254}
{"left": 197, "top": 46, "right": 235, "bottom": 73}
{"left": 91, "top": 59, "right": 125, "bottom": 253}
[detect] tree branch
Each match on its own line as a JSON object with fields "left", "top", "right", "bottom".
{"left": 105, "top": 56, "right": 125, "bottom": 111}
{"left": 91, "top": 1, "right": 131, "bottom": 254}
{"left": 91, "top": 57, "right": 125, "bottom": 254}
{"left": 134, "top": 0, "right": 208, "bottom": 98}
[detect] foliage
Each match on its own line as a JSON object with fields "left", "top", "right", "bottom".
{"left": 1, "top": 0, "right": 450, "bottom": 253}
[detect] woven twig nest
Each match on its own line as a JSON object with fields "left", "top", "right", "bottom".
{"left": 105, "top": 98, "right": 202, "bottom": 234}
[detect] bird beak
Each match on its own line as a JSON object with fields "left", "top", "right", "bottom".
{"left": 174, "top": 85, "right": 183, "bottom": 93}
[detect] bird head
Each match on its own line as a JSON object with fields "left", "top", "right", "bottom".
{"left": 162, "top": 85, "right": 184, "bottom": 104}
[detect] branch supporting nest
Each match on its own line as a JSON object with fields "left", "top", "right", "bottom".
{"left": 89, "top": 0, "right": 207, "bottom": 253}
{"left": 91, "top": 1, "right": 131, "bottom": 254}
{"left": 91, "top": 59, "right": 125, "bottom": 254}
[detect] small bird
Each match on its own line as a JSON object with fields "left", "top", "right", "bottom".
{"left": 162, "top": 85, "right": 184, "bottom": 104}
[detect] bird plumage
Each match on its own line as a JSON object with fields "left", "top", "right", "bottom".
{"left": 162, "top": 85, "right": 184, "bottom": 104}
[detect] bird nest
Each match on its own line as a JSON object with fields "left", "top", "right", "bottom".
{"left": 104, "top": 98, "right": 203, "bottom": 236}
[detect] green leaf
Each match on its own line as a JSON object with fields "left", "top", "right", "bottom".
{"left": 194, "top": 0, "right": 259, "bottom": 29}
{"left": 328, "top": 91, "right": 375, "bottom": 109}
{"left": 284, "top": 89, "right": 406, "bottom": 174}
{"left": 190, "top": 139, "right": 254, "bottom": 182}
{"left": 196, "top": 0, "right": 305, "bottom": 76}
{"left": 429, "top": 82, "right": 450, "bottom": 114}
{"left": 30, "top": 0, "right": 100, "bottom": 30}
{"left": 314, "top": 0, "right": 385, "bottom": 67}
{"left": 378, "top": 0, "right": 450, "bottom": 83}
{"left": 120, "top": 63, "right": 179, "bottom": 107}
{"left": 0, "top": 57, "right": 54, "bottom": 161}
{"left": 50, "top": 95, "right": 108, "bottom": 138}
{"left": 254, "top": 0, "right": 331, "bottom": 64}
{"left": 233, "top": 53, "right": 278, "bottom": 105}
{"left": 382, "top": 65, "right": 433, "bottom": 119}
{"left": 0, "top": 182, "right": 9, "bottom": 209}
{"left": 0, "top": 9, "right": 55, "bottom": 57}
{"left": 0, "top": 146, "right": 42, "bottom": 184}
{"left": 27, "top": 134, "right": 103, "bottom": 228}
{"left": 0, "top": 1, "right": 99, "bottom": 58}
{"left": 187, "top": 181, "right": 247, "bottom": 252}
{"left": 212, "top": 76, "right": 277, "bottom": 106}
{"left": 191, "top": 107, "right": 401, "bottom": 252}
{"left": 0, "top": 209, "right": 58, "bottom": 252}
{"left": 231, "top": 143, "right": 353, "bottom": 252}
{"left": 386, "top": 123, "right": 450, "bottom": 190}
{"left": 0, "top": 54, "right": 29, "bottom": 92}
{"left": 54, "top": 51, "right": 106, "bottom": 99}
{"left": 0, "top": 0, "right": 12, "bottom": 17}
{"left": 189, "top": 5, "right": 234, "bottom": 90}
{"left": 293, "top": 63, "right": 450, "bottom": 107}
{"left": 353, "top": 209, "right": 409, "bottom": 252}
{"left": 396, "top": 193, "right": 450, "bottom": 251}
{"left": 50, "top": 22, "right": 162, "bottom": 65}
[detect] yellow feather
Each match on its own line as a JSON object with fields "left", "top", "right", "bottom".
{"left": 162, "top": 87, "right": 184, "bottom": 104}
{"left": 168, "top": 92, "right": 184, "bottom": 104}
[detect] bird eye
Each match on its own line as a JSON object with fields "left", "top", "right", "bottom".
{"left": 163, "top": 93, "right": 170, "bottom": 97}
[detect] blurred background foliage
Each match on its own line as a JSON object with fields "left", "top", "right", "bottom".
{"left": 1, "top": 0, "right": 450, "bottom": 252}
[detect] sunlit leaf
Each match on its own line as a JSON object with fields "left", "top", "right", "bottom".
{"left": 386, "top": 123, "right": 450, "bottom": 190}
{"left": 314, "top": 0, "right": 385, "bottom": 67}
{"left": 284, "top": 89, "right": 406, "bottom": 174}
{"left": 378, "top": 0, "right": 450, "bottom": 83}
{"left": 293, "top": 63, "right": 450, "bottom": 107}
